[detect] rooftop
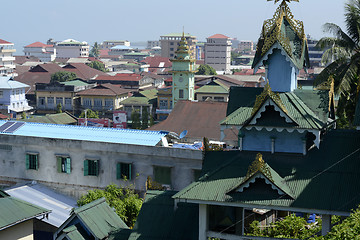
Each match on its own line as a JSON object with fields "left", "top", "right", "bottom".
{"left": 0, "top": 76, "right": 29, "bottom": 89}
{"left": 208, "top": 34, "right": 230, "bottom": 39}
{"left": 0, "top": 120, "right": 169, "bottom": 146}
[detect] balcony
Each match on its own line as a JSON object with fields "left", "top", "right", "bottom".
{"left": 0, "top": 56, "right": 15, "bottom": 62}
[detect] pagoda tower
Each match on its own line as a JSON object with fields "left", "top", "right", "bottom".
{"left": 252, "top": 0, "right": 310, "bottom": 92}
{"left": 170, "top": 32, "right": 196, "bottom": 108}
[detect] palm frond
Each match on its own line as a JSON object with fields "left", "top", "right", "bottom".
{"left": 345, "top": 0, "right": 360, "bottom": 43}
{"left": 323, "top": 23, "right": 356, "bottom": 49}
{"left": 321, "top": 47, "right": 352, "bottom": 65}
{"left": 314, "top": 59, "right": 348, "bottom": 88}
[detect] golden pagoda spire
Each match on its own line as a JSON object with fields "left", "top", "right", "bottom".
{"left": 267, "top": 0, "right": 299, "bottom": 4}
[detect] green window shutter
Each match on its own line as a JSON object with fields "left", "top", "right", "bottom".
{"left": 84, "top": 160, "right": 89, "bottom": 176}
{"left": 25, "top": 154, "right": 29, "bottom": 169}
{"left": 35, "top": 155, "right": 39, "bottom": 170}
{"left": 154, "top": 166, "right": 171, "bottom": 185}
{"left": 66, "top": 157, "right": 71, "bottom": 173}
{"left": 57, "top": 157, "right": 61, "bottom": 173}
{"left": 128, "top": 164, "right": 132, "bottom": 180}
{"left": 95, "top": 160, "right": 99, "bottom": 176}
{"left": 116, "top": 163, "right": 121, "bottom": 179}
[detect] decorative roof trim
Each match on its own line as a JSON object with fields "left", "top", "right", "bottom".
{"left": 249, "top": 98, "right": 295, "bottom": 125}
{"left": 236, "top": 173, "right": 285, "bottom": 196}
{"left": 251, "top": 83, "right": 288, "bottom": 116}
{"left": 244, "top": 153, "right": 273, "bottom": 182}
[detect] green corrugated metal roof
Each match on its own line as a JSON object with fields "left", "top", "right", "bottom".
{"left": 74, "top": 198, "right": 128, "bottom": 239}
{"left": 63, "top": 80, "right": 90, "bottom": 87}
{"left": 23, "top": 112, "right": 78, "bottom": 125}
{"left": 63, "top": 225, "right": 89, "bottom": 240}
{"left": 0, "top": 194, "right": 50, "bottom": 230}
{"left": 120, "top": 96, "right": 151, "bottom": 105}
{"left": 221, "top": 87, "right": 329, "bottom": 130}
{"left": 174, "top": 130, "right": 360, "bottom": 213}
{"left": 195, "top": 83, "right": 228, "bottom": 94}
{"left": 111, "top": 191, "right": 198, "bottom": 240}
{"left": 140, "top": 88, "right": 158, "bottom": 100}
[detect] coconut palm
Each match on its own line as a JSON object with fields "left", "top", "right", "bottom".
{"left": 315, "top": 0, "right": 360, "bottom": 127}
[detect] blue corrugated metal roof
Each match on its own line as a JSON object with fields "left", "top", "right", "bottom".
{"left": 0, "top": 76, "right": 29, "bottom": 89}
{"left": 5, "top": 182, "right": 76, "bottom": 227}
{"left": 0, "top": 121, "right": 168, "bottom": 146}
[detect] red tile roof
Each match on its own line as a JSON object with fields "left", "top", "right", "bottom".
{"left": 14, "top": 56, "right": 40, "bottom": 65}
{"left": 62, "top": 63, "right": 108, "bottom": 80}
{"left": 95, "top": 73, "right": 141, "bottom": 82}
{"left": 208, "top": 34, "right": 229, "bottom": 39}
{"left": 14, "top": 72, "right": 52, "bottom": 94}
{"left": 76, "top": 83, "right": 132, "bottom": 96}
{"left": 148, "top": 100, "right": 236, "bottom": 141}
{"left": 233, "top": 69, "right": 266, "bottom": 75}
{"left": 25, "top": 42, "right": 53, "bottom": 48}
{"left": 0, "top": 39, "right": 12, "bottom": 44}
{"left": 141, "top": 56, "right": 172, "bottom": 69}
{"left": 29, "top": 63, "right": 63, "bottom": 73}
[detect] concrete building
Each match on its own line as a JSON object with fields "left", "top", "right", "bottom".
{"left": 0, "top": 39, "right": 16, "bottom": 76}
{"left": 55, "top": 39, "right": 89, "bottom": 58}
{"left": 0, "top": 76, "right": 33, "bottom": 116}
{"left": 147, "top": 40, "right": 160, "bottom": 49}
{"left": 108, "top": 45, "right": 133, "bottom": 56}
{"left": 307, "top": 35, "right": 325, "bottom": 68}
{"left": 160, "top": 33, "right": 197, "bottom": 59}
{"left": 204, "top": 34, "right": 232, "bottom": 73}
{"left": 238, "top": 40, "right": 254, "bottom": 52}
{"left": 101, "top": 40, "right": 130, "bottom": 49}
{"left": 23, "top": 42, "right": 56, "bottom": 62}
{"left": 0, "top": 121, "right": 202, "bottom": 199}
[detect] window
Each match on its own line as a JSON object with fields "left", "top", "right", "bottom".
{"left": 154, "top": 166, "right": 171, "bottom": 185}
{"left": 56, "top": 97, "right": 63, "bottom": 106}
{"left": 170, "top": 48, "right": 174, "bottom": 51}
{"left": 93, "top": 98, "right": 102, "bottom": 107}
{"left": 84, "top": 159, "right": 99, "bottom": 176}
{"left": 57, "top": 156, "right": 71, "bottom": 174}
{"left": 83, "top": 98, "right": 92, "bottom": 107}
{"left": 26, "top": 153, "right": 38, "bottom": 170}
{"left": 214, "top": 97, "right": 225, "bottom": 102}
{"left": 0, "top": 91, "right": 3, "bottom": 98}
{"left": 47, "top": 97, "right": 54, "bottom": 105}
{"left": 179, "top": 89, "right": 184, "bottom": 99}
{"left": 117, "top": 163, "right": 132, "bottom": 180}
{"left": 65, "top": 98, "right": 72, "bottom": 106}
{"left": 39, "top": 97, "right": 45, "bottom": 106}
{"left": 105, "top": 99, "right": 113, "bottom": 107}
{"left": 159, "top": 100, "right": 168, "bottom": 109}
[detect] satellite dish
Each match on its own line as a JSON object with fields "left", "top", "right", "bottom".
{"left": 179, "top": 130, "right": 188, "bottom": 139}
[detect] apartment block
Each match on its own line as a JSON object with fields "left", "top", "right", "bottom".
{"left": 160, "top": 33, "right": 197, "bottom": 59}
{"left": 204, "top": 34, "right": 232, "bottom": 73}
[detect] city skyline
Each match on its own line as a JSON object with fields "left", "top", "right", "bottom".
{"left": 5, "top": 0, "right": 346, "bottom": 52}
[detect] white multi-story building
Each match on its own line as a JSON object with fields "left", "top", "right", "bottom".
{"left": 0, "top": 76, "right": 32, "bottom": 114}
{"left": 23, "top": 42, "right": 56, "bottom": 62}
{"left": 204, "top": 34, "right": 232, "bottom": 74}
{"left": 0, "top": 39, "right": 16, "bottom": 76}
{"left": 55, "top": 39, "right": 89, "bottom": 58}
{"left": 101, "top": 40, "right": 130, "bottom": 49}
{"left": 147, "top": 40, "right": 160, "bottom": 49}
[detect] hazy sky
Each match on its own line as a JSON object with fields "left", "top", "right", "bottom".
{"left": 3, "top": 0, "right": 347, "bottom": 53}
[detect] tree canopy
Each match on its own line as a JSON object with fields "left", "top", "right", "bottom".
{"left": 79, "top": 109, "right": 99, "bottom": 119}
{"left": 315, "top": 0, "right": 360, "bottom": 128}
{"left": 50, "top": 71, "right": 77, "bottom": 83}
{"left": 77, "top": 184, "right": 143, "bottom": 227}
{"left": 89, "top": 42, "right": 100, "bottom": 57}
{"left": 196, "top": 64, "right": 217, "bottom": 75}
{"left": 88, "top": 61, "right": 106, "bottom": 72}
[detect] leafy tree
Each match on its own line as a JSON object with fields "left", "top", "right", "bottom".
{"left": 77, "top": 184, "right": 143, "bottom": 227}
{"left": 79, "top": 109, "right": 99, "bottom": 119}
{"left": 50, "top": 71, "right": 77, "bottom": 83}
{"left": 89, "top": 42, "right": 100, "bottom": 57}
{"left": 141, "top": 107, "right": 149, "bottom": 129}
{"left": 231, "top": 51, "right": 242, "bottom": 62}
{"left": 88, "top": 61, "right": 106, "bottom": 72}
{"left": 196, "top": 64, "right": 217, "bottom": 75}
{"left": 56, "top": 103, "right": 62, "bottom": 113}
{"left": 315, "top": 0, "right": 360, "bottom": 128}
{"left": 21, "top": 112, "right": 26, "bottom": 119}
{"left": 131, "top": 109, "right": 141, "bottom": 129}
{"left": 247, "top": 214, "right": 322, "bottom": 239}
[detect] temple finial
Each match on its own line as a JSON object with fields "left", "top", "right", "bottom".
{"left": 267, "top": 0, "right": 299, "bottom": 4}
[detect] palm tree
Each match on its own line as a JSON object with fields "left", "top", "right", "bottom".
{"left": 315, "top": 0, "right": 360, "bottom": 127}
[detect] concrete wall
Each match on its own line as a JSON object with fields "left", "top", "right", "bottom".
{"left": 267, "top": 49, "right": 297, "bottom": 92}
{"left": 0, "top": 134, "right": 203, "bottom": 198}
{"left": 0, "top": 219, "right": 34, "bottom": 240}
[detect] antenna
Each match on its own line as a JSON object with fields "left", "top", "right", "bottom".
{"left": 179, "top": 130, "right": 188, "bottom": 139}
